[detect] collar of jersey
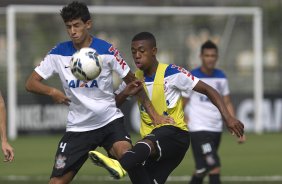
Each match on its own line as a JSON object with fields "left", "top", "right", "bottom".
{"left": 143, "top": 73, "right": 156, "bottom": 82}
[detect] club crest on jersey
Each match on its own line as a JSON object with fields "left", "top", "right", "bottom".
{"left": 66, "top": 79, "right": 98, "bottom": 88}
{"left": 55, "top": 154, "right": 67, "bottom": 169}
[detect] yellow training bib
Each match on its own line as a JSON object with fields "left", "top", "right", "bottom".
{"left": 135, "top": 63, "right": 188, "bottom": 137}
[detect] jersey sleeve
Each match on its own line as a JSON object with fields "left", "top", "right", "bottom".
{"left": 171, "top": 67, "right": 199, "bottom": 94}
{"left": 107, "top": 47, "right": 130, "bottom": 79}
{"left": 181, "top": 90, "right": 192, "bottom": 98}
{"left": 222, "top": 79, "right": 230, "bottom": 96}
{"left": 114, "top": 81, "right": 126, "bottom": 95}
{"left": 34, "top": 53, "right": 58, "bottom": 80}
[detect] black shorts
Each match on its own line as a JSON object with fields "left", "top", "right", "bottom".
{"left": 50, "top": 117, "right": 131, "bottom": 178}
{"left": 190, "top": 131, "right": 222, "bottom": 171}
{"left": 144, "top": 125, "right": 190, "bottom": 184}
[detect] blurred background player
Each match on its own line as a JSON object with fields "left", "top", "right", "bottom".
{"left": 90, "top": 32, "right": 244, "bottom": 184}
{"left": 0, "top": 90, "right": 14, "bottom": 162}
{"left": 183, "top": 40, "right": 246, "bottom": 184}
{"left": 25, "top": 2, "right": 172, "bottom": 184}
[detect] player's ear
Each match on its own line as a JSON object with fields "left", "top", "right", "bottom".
{"left": 85, "top": 20, "right": 92, "bottom": 29}
{"left": 152, "top": 47, "right": 157, "bottom": 56}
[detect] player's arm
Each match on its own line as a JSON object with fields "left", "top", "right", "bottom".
{"left": 182, "top": 97, "right": 190, "bottom": 123}
{"left": 115, "top": 80, "right": 143, "bottom": 107}
{"left": 223, "top": 95, "right": 235, "bottom": 117}
{"left": 25, "top": 71, "right": 70, "bottom": 105}
{"left": 0, "top": 91, "right": 14, "bottom": 162}
{"left": 223, "top": 95, "right": 246, "bottom": 143}
{"left": 122, "top": 72, "right": 174, "bottom": 125}
{"left": 193, "top": 80, "right": 244, "bottom": 137}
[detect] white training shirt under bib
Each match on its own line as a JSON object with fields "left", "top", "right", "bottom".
{"left": 115, "top": 64, "right": 199, "bottom": 111}
{"left": 183, "top": 67, "right": 230, "bottom": 132}
{"left": 35, "top": 37, "right": 130, "bottom": 132}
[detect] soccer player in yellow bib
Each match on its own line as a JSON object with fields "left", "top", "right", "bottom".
{"left": 90, "top": 32, "right": 244, "bottom": 184}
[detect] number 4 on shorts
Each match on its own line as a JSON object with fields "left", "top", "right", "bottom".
{"left": 60, "top": 142, "right": 67, "bottom": 153}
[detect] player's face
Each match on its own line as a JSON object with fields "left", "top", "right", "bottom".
{"left": 131, "top": 40, "right": 157, "bottom": 70}
{"left": 200, "top": 48, "right": 218, "bottom": 70}
{"left": 65, "top": 18, "right": 92, "bottom": 46}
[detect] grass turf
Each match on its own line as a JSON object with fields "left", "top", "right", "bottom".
{"left": 0, "top": 132, "right": 281, "bottom": 183}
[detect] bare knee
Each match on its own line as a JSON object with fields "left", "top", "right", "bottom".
{"left": 49, "top": 171, "right": 74, "bottom": 184}
{"left": 110, "top": 141, "right": 132, "bottom": 159}
{"left": 209, "top": 167, "right": 220, "bottom": 174}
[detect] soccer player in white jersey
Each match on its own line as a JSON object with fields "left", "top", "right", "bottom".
{"left": 89, "top": 32, "right": 244, "bottom": 184}
{"left": 25, "top": 2, "right": 173, "bottom": 184}
{"left": 183, "top": 40, "right": 245, "bottom": 184}
{"left": 0, "top": 90, "right": 14, "bottom": 162}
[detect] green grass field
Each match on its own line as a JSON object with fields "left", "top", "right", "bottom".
{"left": 0, "top": 133, "right": 281, "bottom": 184}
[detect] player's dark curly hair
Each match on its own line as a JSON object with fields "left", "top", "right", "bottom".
{"left": 60, "top": 1, "right": 91, "bottom": 23}
{"left": 201, "top": 40, "right": 218, "bottom": 53}
{"left": 132, "top": 32, "right": 156, "bottom": 47}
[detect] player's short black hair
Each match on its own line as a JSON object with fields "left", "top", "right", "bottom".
{"left": 60, "top": 1, "right": 91, "bottom": 23}
{"left": 132, "top": 32, "right": 156, "bottom": 47}
{"left": 201, "top": 40, "right": 218, "bottom": 53}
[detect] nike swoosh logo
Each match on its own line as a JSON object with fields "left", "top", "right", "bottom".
{"left": 125, "top": 136, "right": 131, "bottom": 140}
{"left": 195, "top": 168, "right": 206, "bottom": 174}
{"left": 65, "top": 66, "right": 70, "bottom": 68}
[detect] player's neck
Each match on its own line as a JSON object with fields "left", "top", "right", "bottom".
{"left": 73, "top": 35, "right": 93, "bottom": 50}
{"left": 200, "top": 66, "right": 214, "bottom": 76}
{"left": 144, "top": 60, "right": 158, "bottom": 77}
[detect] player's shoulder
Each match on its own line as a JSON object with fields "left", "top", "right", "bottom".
{"left": 91, "top": 37, "right": 115, "bottom": 55}
{"left": 213, "top": 68, "right": 227, "bottom": 78}
{"left": 164, "top": 64, "right": 182, "bottom": 77}
{"left": 48, "top": 41, "right": 75, "bottom": 56}
{"left": 191, "top": 67, "right": 226, "bottom": 78}
{"left": 165, "top": 64, "right": 194, "bottom": 78}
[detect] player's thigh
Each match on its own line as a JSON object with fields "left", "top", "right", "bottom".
{"left": 145, "top": 125, "right": 190, "bottom": 161}
{"left": 51, "top": 131, "right": 99, "bottom": 178}
{"left": 190, "top": 131, "right": 221, "bottom": 169}
{"left": 209, "top": 132, "right": 222, "bottom": 166}
{"left": 144, "top": 127, "right": 189, "bottom": 183}
{"left": 211, "top": 132, "right": 222, "bottom": 151}
{"left": 190, "top": 131, "right": 207, "bottom": 169}
{"left": 101, "top": 117, "right": 132, "bottom": 158}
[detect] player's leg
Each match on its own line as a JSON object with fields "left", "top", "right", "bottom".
{"left": 148, "top": 126, "right": 189, "bottom": 183}
{"left": 119, "top": 125, "right": 190, "bottom": 184}
{"left": 190, "top": 131, "right": 221, "bottom": 184}
{"left": 96, "top": 117, "right": 153, "bottom": 184}
{"left": 190, "top": 131, "right": 209, "bottom": 184}
{"left": 49, "top": 171, "right": 74, "bottom": 184}
{"left": 96, "top": 118, "right": 133, "bottom": 159}
{"left": 209, "top": 167, "right": 221, "bottom": 184}
{"left": 116, "top": 139, "right": 155, "bottom": 184}
{"left": 118, "top": 139, "right": 154, "bottom": 170}
{"left": 144, "top": 126, "right": 190, "bottom": 184}
{"left": 50, "top": 131, "right": 99, "bottom": 184}
{"left": 208, "top": 132, "right": 222, "bottom": 184}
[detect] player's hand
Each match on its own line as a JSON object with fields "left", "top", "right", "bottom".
{"left": 2, "top": 141, "right": 14, "bottom": 162}
{"left": 225, "top": 117, "right": 244, "bottom": 138}
{"left": 124, "top": 80, "right": 143, "bottom": 96}
{"left": 49, "top": 88, "right": 71, "bottom": 106}
{"left": 152, "top": 115, "right": 175, "bottom": 126}
{"left": 237, "top": 134, "right": 246, "bottom": 144}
